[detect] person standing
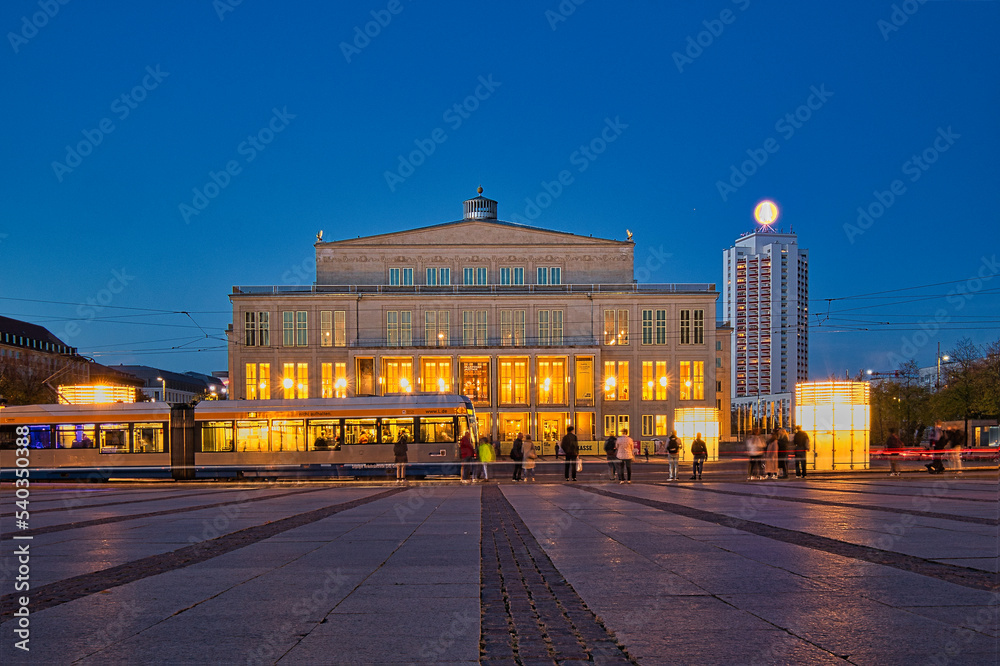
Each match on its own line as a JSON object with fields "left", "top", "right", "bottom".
{"left": 746, "top": 428, "right": 765, "bottom": 480}
{"left": 689, "top": 433, "right": 707, "bottom": 480}
{"left": 460, "top": 429, "right": 476, "bottom": 484}
{"left": 792, "top": 426, "right": 810, "bottom": 478}
{"left": 776, "top": 428, "right": 790, "bottom": 479}
{"left": 764, "top": 431, "right": 778, "bottom": 480}
{"left": 393, "top": 432, "right": 409, "bottom": 484}
{"left": 604, "top": 433, "right": 619, "bottom": 481}
{"left": 665, "top": 431, "right": 681, "bottom": 481}
{"left": 885, "top": 427, "right": 903, "bottom": 477}
{"left": 522, "top": 435, "right": 538, "bottom": 482}
{"left": 947, "top": 428, "right": 964, "bottom": 474}
{"left": 616, "top": 428, "right": 635, "bottom": 484}
{"left": 561, "top": 426, "right": 579, "bottom": 481}
{"left": 510, "top": 433, "right": 524, "bottom": 482}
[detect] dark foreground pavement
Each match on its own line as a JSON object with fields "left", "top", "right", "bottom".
{"left": 1, "top": 471, "right": 997, "bottom": 665}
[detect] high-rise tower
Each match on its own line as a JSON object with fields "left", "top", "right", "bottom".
{"left": 722, "top": 215, "right": 808, "bottom": 433}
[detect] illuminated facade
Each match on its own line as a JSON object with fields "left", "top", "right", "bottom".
{"left": 227, "top": 190, "right": 724, "bottom": 454}
{"left": 723, "top": 226, "right": 808, "bottom": 433}
{"left": 795, "top": 381, "right": 869, "bottom": 470}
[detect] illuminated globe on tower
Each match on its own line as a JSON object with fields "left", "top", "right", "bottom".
{"left": 723, "top": 199, "right": 808, "bottom": 437}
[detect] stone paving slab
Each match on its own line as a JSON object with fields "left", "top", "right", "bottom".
{"left": 1, "top": 478, "right": 997, "bottom": 664}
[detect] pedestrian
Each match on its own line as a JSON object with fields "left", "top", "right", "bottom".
{"left": 666, "top": 431, "right": 681, "bottom": 481}
{"left": 393, "top": 431, "right": 408, "bottom": 484}
{"left": 510, "top": 433, "right": 524, "bottom": 482}
{"left": 925, "top": 430, "right": 947, "bottom": 474}
{"left": 746, "top": 428, "right": 765, "bottom": 480}
{"left": 764, "top": 431, "right": 778, "bottom": 479}
{"left": 477, "top": 436, "right": 495, "bottom": 481}
{"left": 616, "top": 428, "right": 635, "bottom": 484}
{"left": 523, "top": 435, "right": 537, "bottom": 482}
{"left": 792, "top": 425, "right": 810, "bottom": 478}
{"left": 604, "top": 433, "right": 619, "bottom": 481}
{"left": 643, "top": 443, "right": 650, "bottom": 462}
{"left": 460, "top": 429, "right": 476, "bottom": 484}
{"left": 885, "top": 427, "right": 903, "bottom": 477}
{"left": 947, "top": 428, "right": 964, "bottom": 474}
{"left": 561, "top": 426, "right": 579, "bottom": 481}
{"left": 776, "top": 427, "right": 790, "bottom": 478}
{"left": 689, "top": 433, "right": 707, "bottom": 480}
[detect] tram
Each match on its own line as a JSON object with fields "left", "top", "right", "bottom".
{"left": 0, "top": 394, "right": 477, "bottom": 481}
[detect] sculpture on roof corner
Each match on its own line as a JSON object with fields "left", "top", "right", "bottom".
{"left": 626, "top": 229, "right": 633, "bottom": 241}
{"left": 316, "top": 230, "right": 324, "bottom": 242}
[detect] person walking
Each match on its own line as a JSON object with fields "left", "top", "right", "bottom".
{"left": 510, "top": 433, "right": 524, "bottom": 482}
{"left": 776, "top": 428, "right": 790, "bottom": 479}
{"left": 604, "top": 433, "right": 619, "bottom": 481}
{"left": 885, "top": 427, "right": 903, "bottom": 477}
{"left": 522, "top": 435, "right": 538, "bottom": 482}
{"left": 477, "top": 436, "right": 495, "bottom": 481}
{"left": 792, "top": 426, "right": 810, "bottom": 478}
{"left": 393, "top": 432, "right": 408, "bottom": 484}
{"left": 460, "top": 429, "right": 476, "bottom": 484}
{"left": 764, "top": 431, "right": 778, "bottom": 479}
{"left": 561, "top": 426, "right": 579, "bottom": 481}
{"left": 746, "top": 428, "right": 765, "bottom": 480}
{"left": 947, "top": 428, "right": 964, "bottom": 474}
{"left": 689, "top": 433, "right": 707, "bottom": 480}
{"left": 666, "top": 431, "right": 681, "bottom": 481}
{"left": 615, "top": 428, "right": 635, "bottom": 484}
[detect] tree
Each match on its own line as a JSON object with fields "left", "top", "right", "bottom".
{"left": 934, "top": 338, "right": 990, "bottom": 440}
{"left": 869, "top": 359, "right": 931, "bottom": 446}
{"left": 981, "top": 337, "right": 1000, "bottom": 419}
{"left": 0, "top": 360, "right": 58, "bottom": 405}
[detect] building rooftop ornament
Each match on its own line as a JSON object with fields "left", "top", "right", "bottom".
{"left": 463, "top": 186, "right": 497, "bottom": 220}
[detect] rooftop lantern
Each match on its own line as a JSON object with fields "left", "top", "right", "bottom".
{"left": 463, "top": 186, "right": 497, "bottom": 220}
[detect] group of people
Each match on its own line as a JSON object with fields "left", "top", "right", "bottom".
{"left": 920, "top": 424, "right": 964, "bottom": 475}
{"left": 459, "top": 430, "right": 541, "bottom": 484}
{"left": 603, "top": 429, "right": 636, "bottom": 483}
{"left": 744, "top": 426, "right": 810, "bottom": 480}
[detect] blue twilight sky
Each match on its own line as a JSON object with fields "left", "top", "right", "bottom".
{"left": 1, "top": 0, "right": 997, "bottom": 379}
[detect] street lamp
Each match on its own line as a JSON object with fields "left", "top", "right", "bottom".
{"left": 156, "top": 376, "right": 166, "bottom": 403}
{"left": 936, "top": 342, "right": 950, "bottom": 390}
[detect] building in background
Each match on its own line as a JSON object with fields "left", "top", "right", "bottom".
{"left": 227, "top": 189, "right": 725, "bottom": 455}
{"left": 722, "top": 217, "right": 808, "bottom": 436}
{"left": 1, "top": 315, "right": 145, "bottom": 404}
{"left": 111, "top": 366, "right": 227, "bottom": 403}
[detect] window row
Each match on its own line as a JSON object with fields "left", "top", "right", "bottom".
{"left": 245, "top": 307, "right": 706, "bottom": 349}
{"left": 243, "top": 358, "right": 705, "bottom": 406}
{"left": 200, "top": 416, "right": 464, "bottom": 453}
{"left": 0, "top": 423, "right": 165, "bottom": 453}
{"left": 387, "top": 266, "right": 561, "bottom": 286}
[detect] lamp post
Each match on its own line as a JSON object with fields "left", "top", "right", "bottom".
{"left": 935, "top": 342, "right": 949, "bottom": 391}
{"left": 156, "top": 376, "right": 166, "bottom": 403}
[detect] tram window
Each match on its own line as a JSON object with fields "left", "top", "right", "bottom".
{"left": 56, "top": 425, "right": 96, "bottom": 449}
{"left": 380, "top": 418, "right": 414, "bottom": 443}
{"left": 272, "top": 420, "right": 306, "bottom": 452}
{"left": 345, "top": 418, "right": 377, "bottom": 444}
{"left": 100, "top": 424, "right": 130, "bottom": 454}
{"left": 134, "top": 423, "right": 165, "bottom": 453}
{"left": 419, "top": 417, "right": 456, "bottom": 444}
{"left": 202, "top": 421, "right": 234, "bottom": 452}
{"left": 0, "top": 425, "right": 52, "bottom": 449}
{"left": 237, "top": 420, "right": 269, "bottom": 452}
{"left": 308, "top": 420, "right": 342, "bottom": 451}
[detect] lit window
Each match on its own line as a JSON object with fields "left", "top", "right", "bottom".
{"left": 321, "top": 311, "right": 333, "bottom": 347}
{"left": 499, "top": 357, "right": 529, "bottom": 405}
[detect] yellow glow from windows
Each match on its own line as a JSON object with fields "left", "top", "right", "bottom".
{"left": 58, "top": 385, "right": 136, "bottom": 405}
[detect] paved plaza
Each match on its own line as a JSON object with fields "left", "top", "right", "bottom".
{"left": 1, "top": 470, "right": 997, "bottom": 665}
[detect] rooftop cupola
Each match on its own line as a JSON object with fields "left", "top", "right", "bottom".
{"left": 463, "top": 186, "right": 497, "bottom": 220}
